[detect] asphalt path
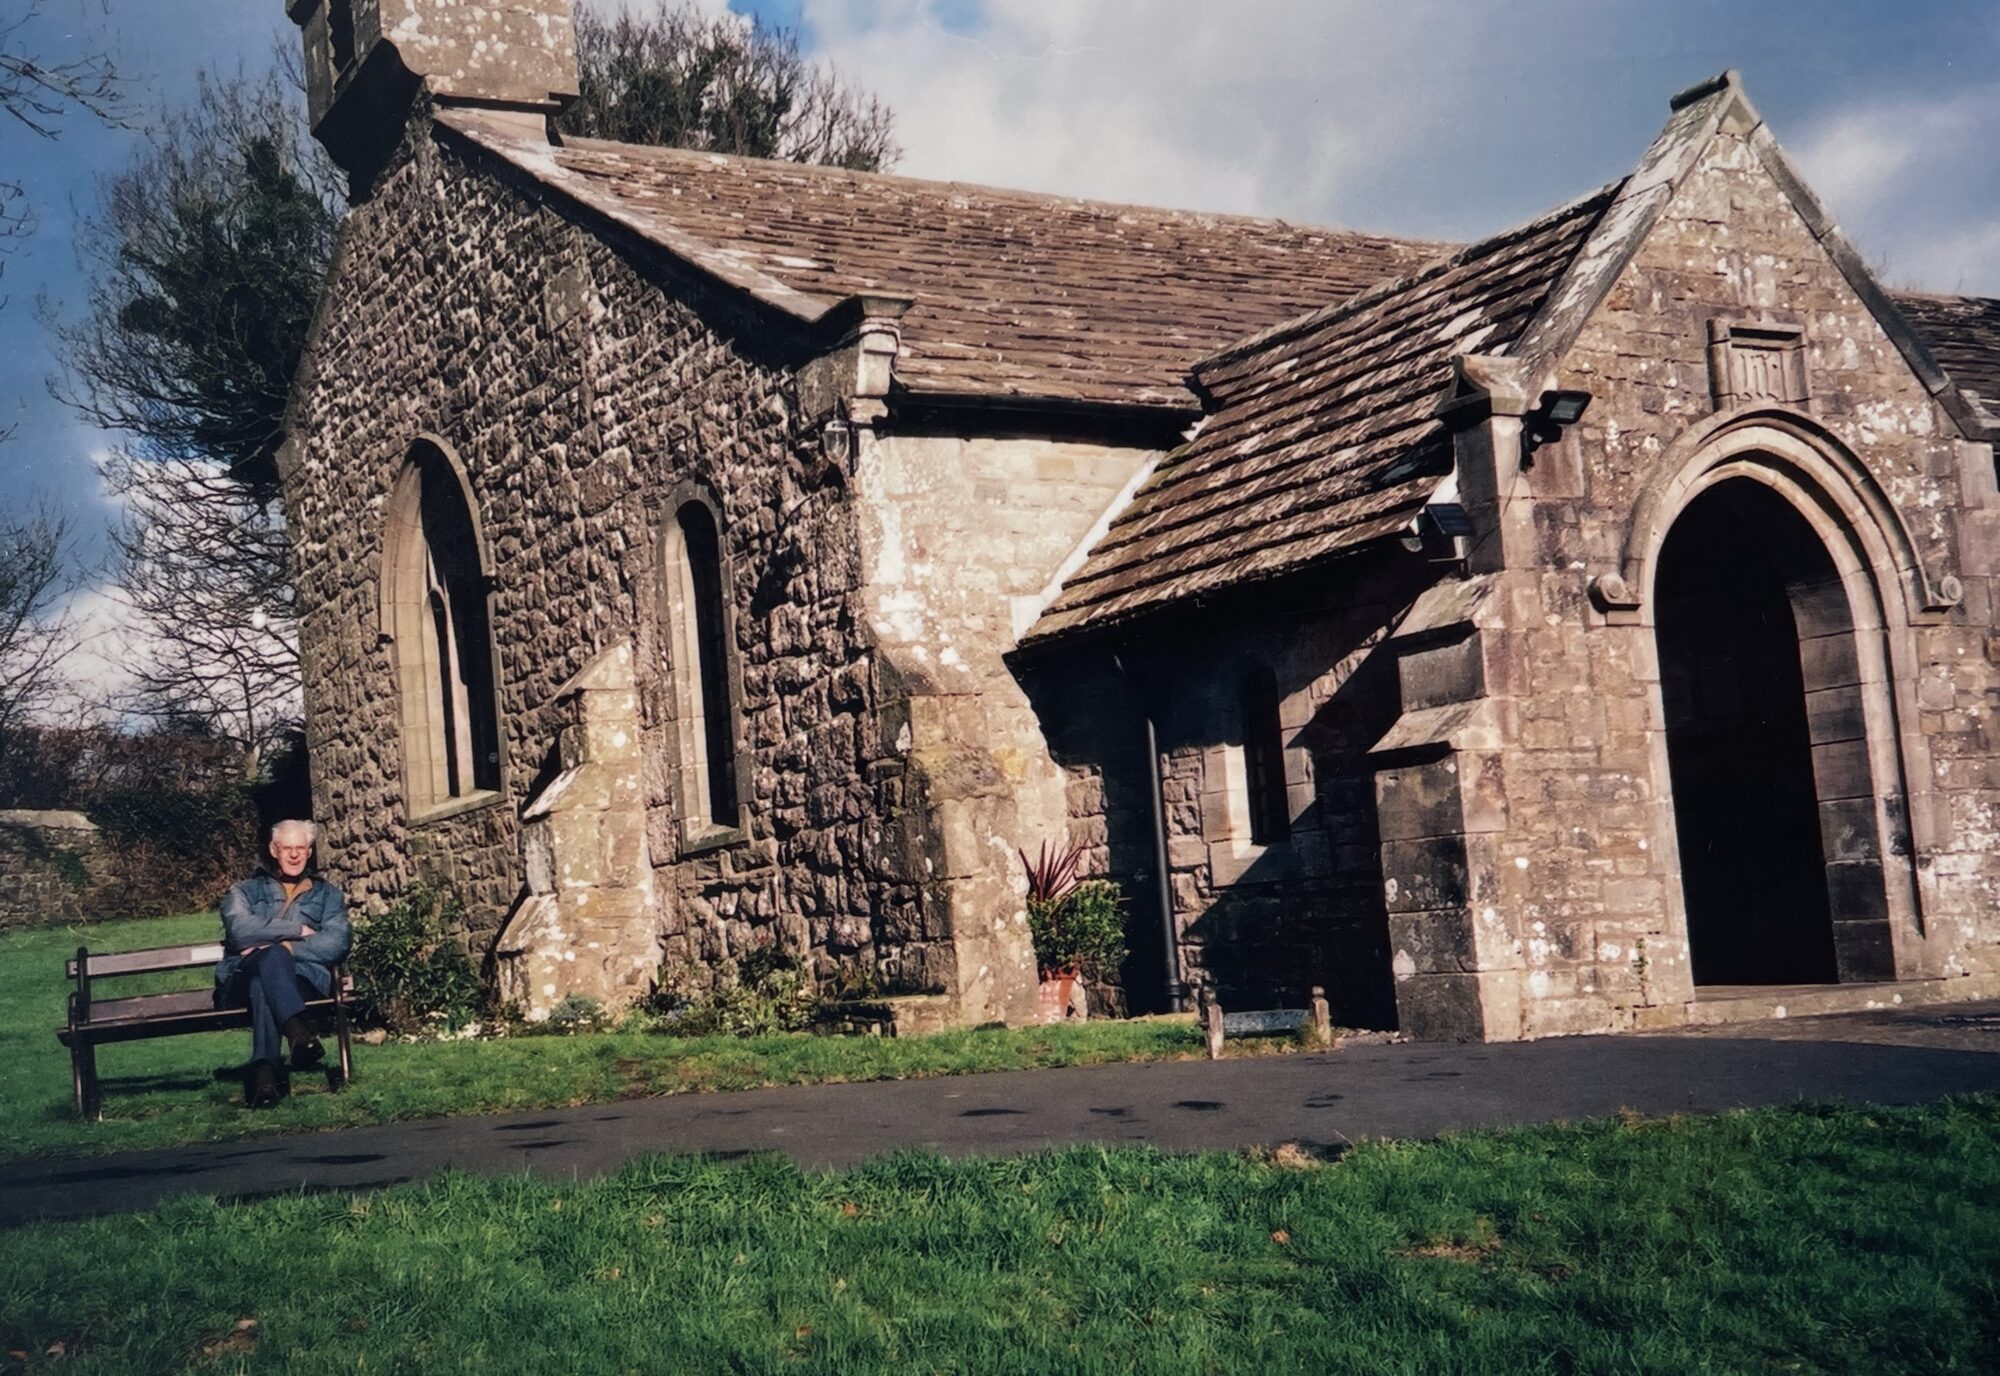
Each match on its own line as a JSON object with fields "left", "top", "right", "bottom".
{"left": 6, "top": 1003, "right": 2000, "bottom": 1227}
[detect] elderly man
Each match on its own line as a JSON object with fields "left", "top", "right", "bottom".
{"left": 215, "top": 820, "right": 351, "bottom": 1108}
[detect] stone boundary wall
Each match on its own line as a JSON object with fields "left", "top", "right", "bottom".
{"left": 0, "top": 811, "right": 107, "bottom": 931}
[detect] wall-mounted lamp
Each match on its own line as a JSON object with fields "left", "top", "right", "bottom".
{"left": 1520, "top": 388, "right": 1591, "bottom": 467}
{"left": 1404, "top": 500, "right": 1475, "bottom": 563}
{"left": 820, "top": 418, "right": 856, "bottom": 471}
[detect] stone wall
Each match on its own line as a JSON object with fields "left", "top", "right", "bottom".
{"left": 287, "top": 121, "right": 920, "bottom": 1001}
{"left": 857, "top": 428, "right": 1160, "bottom": 1025}
{"left": 0, "top": 811, "right": 105, "bottom": 931}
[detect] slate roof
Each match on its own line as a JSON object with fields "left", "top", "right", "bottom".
{"left": 1028, "top": 184, "right": 1621, "bottom": 642}
{"left": 437, "top": 111, "right": 1443, "bottom": 412}
{"left": 1896, "top": 292, "right": 2000, "bottom": 417}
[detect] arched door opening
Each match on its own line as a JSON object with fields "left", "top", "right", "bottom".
{"left": 1656, "top": 476, "right": 1891, "bottom": 987}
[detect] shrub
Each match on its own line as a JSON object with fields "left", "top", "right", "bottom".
{"left": 349, "top": 886, "right": 486, "bottom": 1035}
{"left": 544, "top": 988, "right": 604, "bottom": 1032}
{"left": 644, "top": 944, "right": 820, "bottom": 1037}
{"left": 1028, "top": 878, "right": 1127, "bottom": 979}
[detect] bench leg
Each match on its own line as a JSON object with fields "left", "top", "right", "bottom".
{"left": 73, "top": 1041, "right": 101, "bottom": 1121}
{"left": 332, "top": 1000, "right": 352, "bottom": 1090}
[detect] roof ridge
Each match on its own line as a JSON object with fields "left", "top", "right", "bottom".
{"left": 1894, "top": 288, "right": 2000, "bottom": 308}
{"left": 557, "top": 132, "right": 1448, "bottom": 247}
{"left": 1192, "top": 178, "right": 1625, "bottom": 382}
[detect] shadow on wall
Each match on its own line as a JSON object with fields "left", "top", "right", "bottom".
{"left": 1016, "top": 552, "right": 1435, "bottom": 1028}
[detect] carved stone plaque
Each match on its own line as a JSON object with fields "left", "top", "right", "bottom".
{"left": 1707, "top": 318, "right": 1809, "bottom": 408}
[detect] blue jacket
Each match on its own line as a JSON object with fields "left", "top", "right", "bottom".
{"left": 214, "top": 870, "right": 352, "bottom": 997}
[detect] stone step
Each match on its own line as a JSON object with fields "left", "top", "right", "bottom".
{"left": 1684, "top": 973, "right": 2000, "bottom": 1026}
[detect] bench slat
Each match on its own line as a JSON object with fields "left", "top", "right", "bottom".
{"left": 59, "top": 992, "right": 348, "bottom": 1047}
{"left": 1221, "top": 1009, "right": 1312, "bottom": 1036}
{"left": 80, "top": 989, "right": 217, "bottom": 1022}
{"left": 67, "top": 943, "right": 227, "bottom": 979}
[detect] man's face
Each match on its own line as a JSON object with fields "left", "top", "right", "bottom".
{"left": 270, "top": 835, "right": 313, "bottom": 879}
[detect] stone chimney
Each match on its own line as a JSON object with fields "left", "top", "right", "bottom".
{"left": 287, "top": 0, "right": 579, "bottom": 195}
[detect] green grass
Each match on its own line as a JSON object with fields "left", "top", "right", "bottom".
{"left": 4, "top": 1098, "right": 1998, "bottom": 1373}
{"left": 4, "top": 914, "right": 1277, "bottom": 1163}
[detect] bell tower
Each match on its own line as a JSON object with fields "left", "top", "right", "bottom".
{"left": 287, "top": 0, "right": 578, "bottom": 196}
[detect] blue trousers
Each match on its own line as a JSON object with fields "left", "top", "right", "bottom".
{"left": 218, "top": 945, "right": 311, "bottom": 1067}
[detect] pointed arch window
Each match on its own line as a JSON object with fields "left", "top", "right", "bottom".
{"left": 662, "top": 498, "right": 742, "bottom": 842}
{"left": 327, "top": 0, "right": 357, "bottom": 72}
{"left": 382, "top": 439, "right": 501, "bottom": 816}
{"left": 1240, "top": 665, "right": 1291, "bottom": 846}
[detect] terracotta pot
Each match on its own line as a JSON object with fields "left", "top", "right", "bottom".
{"left": 1037, "top": 968, "right": 1086, "bottom": 1024}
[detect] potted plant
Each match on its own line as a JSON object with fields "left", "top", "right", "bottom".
{"left": 1020, "top": 841, "right": 1128, "bottom": 1023}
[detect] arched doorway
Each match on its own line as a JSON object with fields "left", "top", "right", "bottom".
{"left": 1655, "top": 476, "right": 1894, "bottom": 987}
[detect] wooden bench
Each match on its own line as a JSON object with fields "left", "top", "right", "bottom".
{"left": 1198, "top": 986, "right": 1335, "bottom": 1058}
{"left": 57, "top": 942, "right": 354, "bottom": 1119}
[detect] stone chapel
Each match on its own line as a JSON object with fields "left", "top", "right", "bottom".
{"left": 281, "top": 0, "right": 2000, "bottom": 1040}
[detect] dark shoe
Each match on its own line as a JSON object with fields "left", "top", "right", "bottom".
{"left": 282, "top": 1014, "right": 324, "bottom": 1070}
{"left": 247, "top": 1061, "right": 281, "bottom": 1109}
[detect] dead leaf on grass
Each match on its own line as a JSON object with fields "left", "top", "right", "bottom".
{"left": 1253, "top": 1142, "right": 1323, "bottom": 1171}
{"left": 1271, "top": 1229, "right": 1291, "bottom": 1246}
{"left": 1401, "top": 1222, "right": 1503, "bottom": 1263}
{"left": 194, "top": 1318, "right": 257, "bottom": 1362}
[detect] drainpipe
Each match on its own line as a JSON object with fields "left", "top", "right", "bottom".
{"left": 1114, "top": 652, "right": 1186, "bottom": 1013}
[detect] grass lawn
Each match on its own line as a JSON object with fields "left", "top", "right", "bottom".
{"left": 3, "top": 1097, "right": 1997, "bottom": 1373}
{"left": 4, "top": 914, "right": 1287, "bottom": 1163}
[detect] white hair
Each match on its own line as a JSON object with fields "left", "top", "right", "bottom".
{"left": 270, "top": 819, "right": 319, "bottom": 845}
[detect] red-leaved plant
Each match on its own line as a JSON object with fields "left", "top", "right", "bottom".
{"left": 1019, "top": 839, "right": 1084, "bottom": 908}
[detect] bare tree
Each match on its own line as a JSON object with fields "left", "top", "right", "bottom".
{"left": 561, "top": 2, "right": 899, "bottom": 172}
{"left": 95, "top": 451, "right": 299, "bottom": 777}
{"left": 0, "top": 508, "right": 81, "bottom": 754}
{"left": 0, "top": 0, "right": 124, "bottom": 261}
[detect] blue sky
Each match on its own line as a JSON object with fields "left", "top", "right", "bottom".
{"left": 3, "top": 0, "right": 1997, "bottom": 572}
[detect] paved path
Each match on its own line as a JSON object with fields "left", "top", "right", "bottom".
{"left": 6, "top": 999, "right": 2000, "bottom": 1228}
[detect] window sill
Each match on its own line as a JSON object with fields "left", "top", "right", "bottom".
{"left": 409, "top": 789, "right": 506, "bottom": 828}
{"left": 1208, "top": 836, "right": 1294, "bottom": 887}
{"left": 680, "top": 821, "right": 749, "bottom": 856}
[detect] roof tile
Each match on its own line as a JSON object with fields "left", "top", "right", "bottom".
{"left": 1030, "top": 184, "right": 1619, "bottom": 641}
{"left": 1895, "top": 291, "right": 2000, "bottom": 419}
{"left": 439, "top": 113, "right": 1444, "bottom": 411}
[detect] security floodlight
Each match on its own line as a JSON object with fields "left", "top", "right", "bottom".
{"left": 1542, "top": 389, "right": 1591, "bottom": 426}
{"left": 1521, "top": 388, "right": 1593, "bottom": 466}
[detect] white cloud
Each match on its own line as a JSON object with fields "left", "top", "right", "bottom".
{"left": 1788, "top": 82, "right": 2000, "bottom": 295}
{"left": 43, "top": 581, "right": 143, "bottom": 720}
{"left": 796, "top": 2, "right": 2000, "bottom": 298}
{"left": 800, "top": 0, "right": 1498, "bottom": 225}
